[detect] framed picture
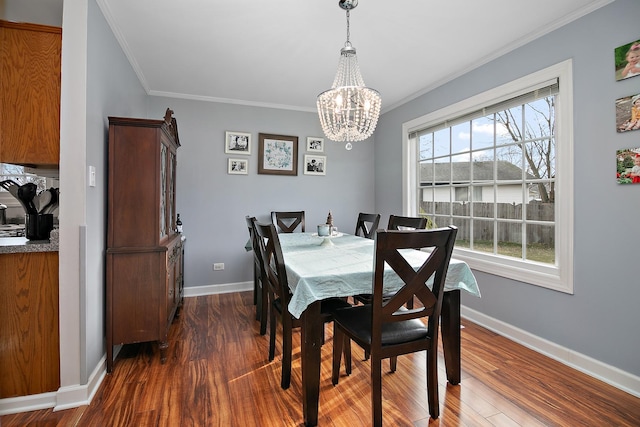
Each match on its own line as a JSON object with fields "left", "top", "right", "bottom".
{"left": 225, "top": 131, "right": 251, "bottom": 155}
{"left": 228, "top": 158, "right": 248, "bottom": 175}
{"left": 617, "top": 148, "right": 640, "bottom": 184}
{"left": 615, "top": 93, "right": 640, "bottom": 133}
{"left": 304, "top": 154, "right": 326, "bottom": 176}
{"left": 306, "top": 137, "right": 324, "bottom": 152}
{"left": 614, "top": 38, "right": 640, "bottom": 81}
{"left": 258, "top": 133, "right": 298, "bottom": 176}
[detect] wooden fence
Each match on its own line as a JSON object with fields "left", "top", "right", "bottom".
{"left": 421, "top": 201, "right": 554, "bottom": 245}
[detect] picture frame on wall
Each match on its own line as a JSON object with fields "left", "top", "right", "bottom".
{"left": 225, "top": 131, "right": 251, "bottom": 155}
{"left": 228, "top": 158, "right": 248, "bottom": 175}
{"left": 306, "top": 137, "right": 324, "bottom": 152}
{"left": 258, "top": 133, "right": 298, "bottom": 176}
{"left": 304, "top": 154, "right": 326, "bottom": 176}
{"left": 616, "top": 148, "right": 640, "bottom": 184}
{"left": 615, "top": 93, "right": 640, "bottom": 133}
{"left": 614, "top": 38, "right": 640, "bottom": 81}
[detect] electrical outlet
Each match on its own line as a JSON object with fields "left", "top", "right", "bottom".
{"left": 213, "top": 263, "right": 224, "bottom": 271}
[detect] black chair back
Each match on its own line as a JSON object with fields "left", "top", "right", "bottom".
{"left": 271, "top": 211, "right": 305, "bottom": 233}
{"left": 354, "top": 212, "right": 381, "bottom": 239}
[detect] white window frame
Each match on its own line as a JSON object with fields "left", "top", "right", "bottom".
{"left": 402, "top": 60, "right": 574, "bottom": 294}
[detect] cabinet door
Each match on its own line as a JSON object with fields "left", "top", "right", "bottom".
{"left": 159, "top": 142, "right": 168, "bottom": 239}
{"left": 0, "top": 21, "right": 61, "bottom": 167}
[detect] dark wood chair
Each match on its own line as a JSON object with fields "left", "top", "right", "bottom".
{"left": 331, "top": 226, "right": 458, "bottom": 426}
{"left": 354, "top": 212, "right": 381, "bottom": 239}
{"left": 271, "top": 211, "right": 305, "bottom": 233}
{"left": 387, "top": 214, "right": 428, "bottom": 231}
{"left": 245, "top": 216, "right": 268, "bottom": 335}
{"left": 253, "top": 221, "right": 352, "bottom": 390}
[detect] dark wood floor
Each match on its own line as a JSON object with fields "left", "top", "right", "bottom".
{"left": 2, "top": 292, "right": 639, "bottom": 426}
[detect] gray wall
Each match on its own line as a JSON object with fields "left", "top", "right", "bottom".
{"left": 85, "top": 0, "right": 147, "bottom": 377}
{"left": 145, "top": 97, "right": 376, "bottom": 289}
{"left": 374, "top": 0, "right": 640, "bottom": 376}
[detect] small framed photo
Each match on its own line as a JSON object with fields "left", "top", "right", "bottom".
{"left": 306, "top": 137, "right": 324, "bottom": 152}
{"left": 258, "top": 133, "right": 298, "bottom": 176}
{"left": 225, "top": 131, "right": 251, "bottom": 155}
{"left": 616, "top": 148, "right": 640, "bottom": 184}
{"left": 304, "top": 154, "right": 326, "bottom": 176}
{"left": 614, "top": 38, "right": 640, "bottom": 81}
{"left": 616, "top": 93, "right": 640, "bottom": 133}
{"left": 228, "top": 158, "right": 248, "bottom": 175}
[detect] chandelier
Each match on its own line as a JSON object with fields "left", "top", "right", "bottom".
{"left": 317, "top": 0, "right": 381, "bottom": 149}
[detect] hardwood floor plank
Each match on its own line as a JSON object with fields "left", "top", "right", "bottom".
{"left": 2, "top": 292, "right": 640, "bottom": 427}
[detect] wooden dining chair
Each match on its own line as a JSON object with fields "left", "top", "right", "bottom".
{"left": 355, "top": 215, "right": 428, "bottom": 308}
{"left": 387, "top": 214, "right": 428, "bottom": 231}
{"left": 354, "top": 212, "right": 381, "bottom": 240}
{"left": 330, "top": 226, "right": 458, "bottom": 425}
{"left": 245, "top": 216, "right": 268, "bottom": 335}
{"left": 271, "top": 211, "right": 305, "bottom": 233}
{"left": 253, "top": 221, "right": 352, "bottom": 389}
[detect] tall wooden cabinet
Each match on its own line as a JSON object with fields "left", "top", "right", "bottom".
{"left": 0, "top": 20, "right": 61, "bottom": 167}
{"left": 106, "top": 109, "right": 184, "bottom": 372}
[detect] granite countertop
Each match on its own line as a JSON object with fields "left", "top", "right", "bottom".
{"left": 0, "top": 229, "right": 59, "bottom": 253}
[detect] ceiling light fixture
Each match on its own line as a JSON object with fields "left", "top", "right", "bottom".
{"left": 317, "top": 0, "right": 381, "bottom": 150}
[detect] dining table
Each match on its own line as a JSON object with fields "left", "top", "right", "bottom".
{"left": 278, "top": 231, "right": 481, "bottom": 426}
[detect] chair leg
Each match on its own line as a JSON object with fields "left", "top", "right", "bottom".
{"left": 281, "top": 315, "right": 292, "bottom": 390}
{"left": 426, "top": 348, "right": 440, "bottom": 419}
{"left": 390, "top": 356, "right": 397, "bottom": 373}
{"left": 332, "top": 325, "right": 344, "bottom": 385}
{"left": 259, "top": 281, "right": 268, "bottom": 336}
{"left": 268, "top": 299, "right": 276, "bottom": 361}
{"left": 371, "top": 354, "right": 383, "bottom": 427}
{"left": 364, "top": 349, "right": 370, "bottom": 360}
{"left": 343, "top": 337, "right": 352, "bottom": 375}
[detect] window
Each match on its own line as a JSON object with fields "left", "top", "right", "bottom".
{"left": 402, "top": 60, "right": 574, "bottom": 293}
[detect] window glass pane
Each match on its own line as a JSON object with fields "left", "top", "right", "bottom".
{"left": 419, "top": 133, "right": 433, "bottom": 161}
{"left": 419, "top": 188, "right": 434, "bottom": 216}
{"left": 473, "top": 201, "right": 493, "bottom": 219}
{"left": 472, "top": 152, "right": 495, "bottom": 182}
{"left": 419, "top": 160, "right": 433, "bottom": 184}
{"left": 496, "top": 145, "right": 524, "bottom": 181}
{"left": 473, "top": 219, "right": 494, "bottom": 254}
{"left": 471, "top": 116, "right": 494, "bottom": 150}
{"left": 433, "top": 128, "right": 450, "bottom": 157}
{"left": 452, "top": 153, "right": 470, "bottom": 182}
{"left": 526, "top": 224, "right": 555, "bottom": 264}
{"left": 451, "top": 122, "right": 470, "bottom": 155}
{"left": 524, "top": 97, "right": 554, "bottom": 140}
{"left": 526, "top": 198, "right": 554, "bottom": 221}
{"left": 433, "top": 159, "right": 450, "bottom": 185}
{"left": 495, "top": 106, "right": 523, "bottom": 145}
{"left": 451, "top": 217, "right": 469, "bottom": 248}
{"left": 454, "top": 186, "right": 469, "bottom": 202}
{"left": 497, "top": 222, "right": 522, "bottom": 258}
{"left": 495, "top": 184, "right": 523, "bottom": 219}
{"left": 523, "top": 139, "right": 555, "bottom": 181}
{"left": 434, "top": 195, "right": 450, "bottom": 214}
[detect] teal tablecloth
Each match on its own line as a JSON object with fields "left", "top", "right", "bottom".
{"left": 278, "top": 232, "right": 481, "bottom": 319}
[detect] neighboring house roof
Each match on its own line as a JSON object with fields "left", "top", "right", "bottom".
{"left": 420, "top": 161, "right": 534, "bottom": 184}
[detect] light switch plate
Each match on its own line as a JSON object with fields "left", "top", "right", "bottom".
{"left": 89, "top": 166, "right": 96, "bottom": 187}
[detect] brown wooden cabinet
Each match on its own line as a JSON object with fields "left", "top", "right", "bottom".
{"left": 0, "top": 251, "right": 59, "bottom": 398}
{"left": 0, "top": 20, "right": 61, "bottom": 167}
{"left": 106, "top": 109, "right": 183, "bottom": 372}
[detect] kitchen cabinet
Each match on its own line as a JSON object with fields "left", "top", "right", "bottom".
{"left": 106, "top": 109, "right": 183, "bottom": 372}
{"left": 0, "top": 251, "right": 59, "bottom": 398}
{"left": 0, "top": 20, "right": 61, "bottom": 167}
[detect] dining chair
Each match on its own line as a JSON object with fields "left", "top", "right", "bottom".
{"left": 271, "top": 211, "right": 305, "bottom": 233}
{"left": 330, "top": 226, "right": 458, "bottom": 425}
{"left": 354, "top": 212, "right": 381, "bottom": 240}
{"left": 253, "top": 221, "right": 352, "bottom": 390}
{"left": 387, "top": 214, "right": 428, "bottom": 231}
{"left": 245, "top": 216, "right": 268, "bottom": 335}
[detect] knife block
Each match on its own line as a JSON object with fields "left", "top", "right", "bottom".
{"left": 26, "top": 213, "right": 54, "bottom": 240}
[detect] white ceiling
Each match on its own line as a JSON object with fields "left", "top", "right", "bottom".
{"left": 96, "top": 0, "right": 610, "bottom": 113}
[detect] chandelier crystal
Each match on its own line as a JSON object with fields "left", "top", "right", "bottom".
{"left": 317, "top": 0, "right": 381, "bottom": 144}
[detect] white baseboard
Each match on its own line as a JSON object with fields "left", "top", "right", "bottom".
{"left": 0, "top": 355, "right": 106, "bottom": 416}
{"left": 183, "top": 281, "right": 252, "bottom": 297}
{"left": 461, "top": 305, "right": 640, "bottom": 398}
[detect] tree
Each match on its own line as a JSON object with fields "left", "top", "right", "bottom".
{"left": 494, "top": 96, "right": 555, "bottom": 203}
